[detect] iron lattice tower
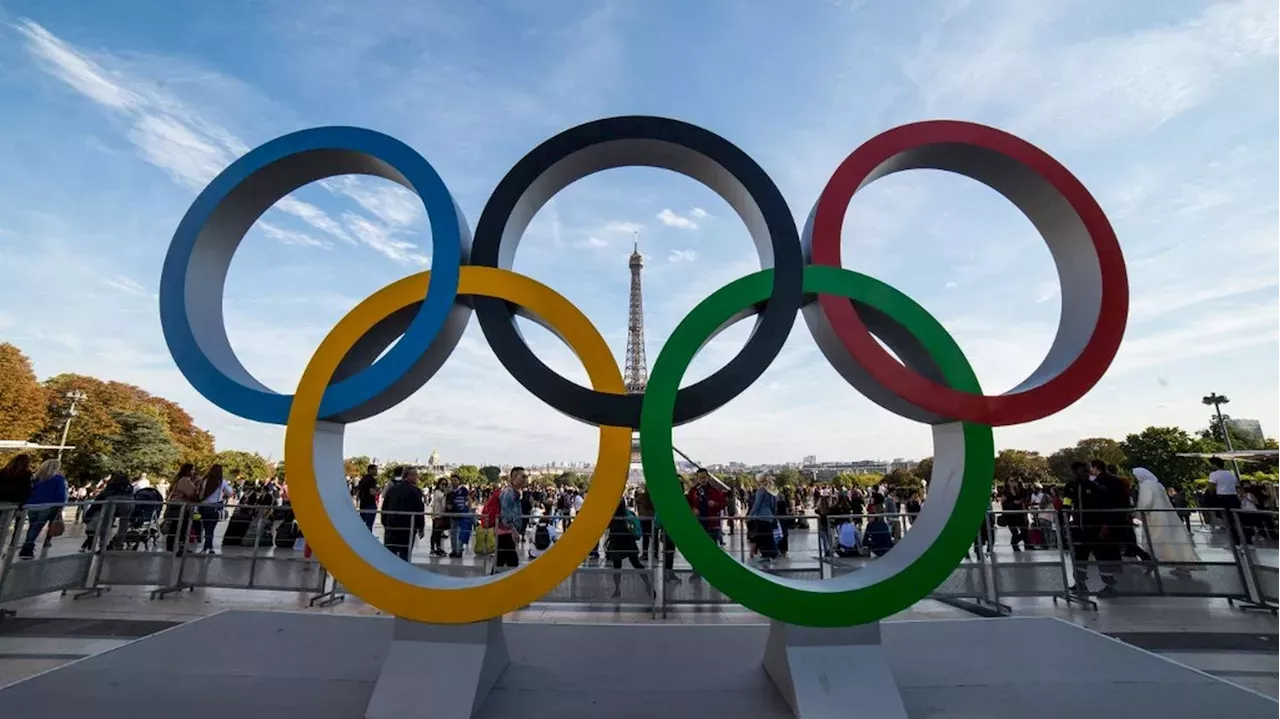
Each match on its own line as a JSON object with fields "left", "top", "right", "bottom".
{"left": 624, "top": 234, "right": 647, "bottom": 468}
{"left": 624, "top": 234, "right": 648, "bottom": 394}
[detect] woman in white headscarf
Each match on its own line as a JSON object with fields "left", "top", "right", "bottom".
{"left": 1133, "top": 468, "right": 1199, "bottom": 564}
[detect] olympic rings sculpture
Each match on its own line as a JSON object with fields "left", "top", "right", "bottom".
{"left": 159, "top": 116, "right": 1127, "bottom": 627}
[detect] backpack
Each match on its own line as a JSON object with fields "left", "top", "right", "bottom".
{"left": 479, "top": 491, "right": 502, "bottom": 529}
{"left": 625, "top": 509, "right": 642, "bottom": 540}
{"left": 533, "top": 523, "right": 551, "bottom": 550}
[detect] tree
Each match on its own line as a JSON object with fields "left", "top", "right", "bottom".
{"left": 773, "top": 467, "right": 801, "bottom": 488}
{"left": 1198, "top": 414, "right": 1268, "bottom": 451}
{"left": 1120, "top": 426, "right": 1210, "bottom": 493}
{"left": 1047, "top": 438, "right": 1127, "bottom": 483}
{"left": 911, "top": 457, "right": 934, "bottom": 485}
{"left": 143, "top": 396, "right": 214, "bottom": 464}
{"left": 883, "top": 467, "right": 922, "bottom": 490}
{"left": 0, "top": 343, "right": 48, "bottom": 444}
{"left": 344, "top": 455, "right": 373, "bottom": 479}
{"left": 993, "top": 449, "right": 1052, "bottom": 487}
{"left": 105, "top": 409, "right": 181, "bottom": 479}
{"left": 453, "top": 464, "right": 482, "bottom": 486}
{"left": 480, "top": 465, "right": 502, "bottom": 485}
{"left": 214, "top": 450, "right": 274, "bottom": 482}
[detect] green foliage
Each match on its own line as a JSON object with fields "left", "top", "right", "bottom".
{"left": 343, "top": 455, "right": 373, "bottom": 479}
{"left": 1047, "top": 438, "right": 1126, "bottom": 483}
{"left": 993, "top": 449, "right": 1052, "bottom": 486}
{"left": 480, "top": 465, "right": 501, "bottom": 484}
{"left": 104, "top": 409, "right": 180, "bottom": 479}
{"left": 214, "top": 450, "right": 274, "bottom": 482}
{"left": 1120, "top": 426, "right": 1211, "bottom": 493}
{"left": 911, "top": 457, "right": 934, "bottom": 485}
{"left": 453, "top": 464, "right": 482, "bottom": 486}
{"left": 773, "top": 467, "right": 801, "bottom": 488}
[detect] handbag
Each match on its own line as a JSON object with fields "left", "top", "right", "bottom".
{"left": 48, "top": 516, "right": 66, "bottom": 538}
{"left": 474, "top": 526, "right": 496, "bottom": 555}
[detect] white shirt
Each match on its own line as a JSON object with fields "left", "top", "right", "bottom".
{"left": 200, "top": 479, "right": 234, "bottom": 505}
{"left": 1208, "top": 469, "right": 1237, "bottom": 497}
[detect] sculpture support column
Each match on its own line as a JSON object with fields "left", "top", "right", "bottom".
{"left": 763, "top": 621, "right": 907, "bottom": 719}
{"left": 366, "top": 617, "right": 509, "bottom": 719}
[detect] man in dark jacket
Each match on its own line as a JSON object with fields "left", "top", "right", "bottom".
{"left": 1063, "top": 461, "right": 1128, "bottom": 596}
{"left": 382, "top": 468, "right": 425, "bottom": 561}
{"left": 356, "top": 464, "right": 379, "bottom": 531}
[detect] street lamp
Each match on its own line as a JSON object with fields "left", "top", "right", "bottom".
{"left": 57, "top": 389, "right": 87, "bottom": 461}
{"left": 1201, "top": 392, "right": 1241, "bottom": 479}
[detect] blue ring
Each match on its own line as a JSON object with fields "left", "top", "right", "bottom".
{"left": 159, "top": 127, "right": 466, "bottom": 425}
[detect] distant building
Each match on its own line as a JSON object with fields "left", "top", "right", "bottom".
{"left": 803, "top": 454, "right": 817, "bottom": 466}
{"left": 1226, "top": 418, "right": 1265, "bottom": 445}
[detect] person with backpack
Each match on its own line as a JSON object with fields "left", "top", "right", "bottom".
{"left": 606, "top": 497, "right": 654, "bottom": 599}
{"left": 447, "top": 475, "right": 471, "bottom": 558}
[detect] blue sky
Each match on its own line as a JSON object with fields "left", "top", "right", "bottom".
{"left": 0, "top": 0, "right": 1275, "bottom": 466}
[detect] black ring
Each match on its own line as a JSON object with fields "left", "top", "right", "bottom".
{"left": 470, "top": 116, "right": 804, "bottom": 429}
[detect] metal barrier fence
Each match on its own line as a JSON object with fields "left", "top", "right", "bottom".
{"left": 2, "top": 501, "right": 1276, "bottom": 616}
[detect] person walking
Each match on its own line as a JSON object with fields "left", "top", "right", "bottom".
{"left": 606, "top": 498, "right": 654, "bottom": 598}
{"left": 1207, "top": 457, "right": 1242, "bottom": 544}
{"left": 748, "top": 476, "right": 779, "bottom": 565}
{"left": 1001, "top": 480, "right": 1030, "bottom": 551}
{"left": 447, "top": 475, "right": 471, "bottom": 558}
{"left": 1133, "top": 468, "right": 1198, "bottom": 568}
{"left": 428, "top": 477, "right": 449, "bottom": 557}
{"left": 195, "top": 464, "right": 233, "bottom": 554}
{"left": 495, "top": 468, "right": 527, "bottom": 571}
{"left": 355, "top": 464, "right": 379, "bottom": 531}
{"left": 19, "top": 459, "right": 68, "bottom": 559}
{"left": 381, "top": 468, "right": 425, "bottom": 561}
{"left": 162, "top": 463, "right": 201, "bottom": 552}
{"left": 1063, "top": 461, "right": 1128, "bottom": 596}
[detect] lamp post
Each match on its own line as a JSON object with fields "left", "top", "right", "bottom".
{"left": 1201, "top": 392, "right": 1241, "bottom": 479}
{"left": 56, "top": 390, "right": 87, "bottom": 461}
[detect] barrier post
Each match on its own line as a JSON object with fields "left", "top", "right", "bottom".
{"left": 152, "top": 504, "right": 193, "bottom": 599}
{"left": 648, "top": 517, "right": 659, "bottom": 619}
{"left": 74, "top": 500, "right": 113, "bottom": 599}
{"left": 247, "top": 504, "right": 266, "bottom": 588}
{"left": 1227, "top": 509, "right": 1275, "bottom": 612}
{"left": 0, "top": 508, "right": 21, "bottom": 617}
{"left": 1057, "top": 509, "right": 1097, "bottom": 609}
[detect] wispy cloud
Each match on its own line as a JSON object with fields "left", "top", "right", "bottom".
{"left": 602, "top": 220, "right": 644, "bottom": 235}
{"left": 15, "top": 18, "right": 431, "bottom": 265}
{"left": 258, "top": 222, "right": 330, "bottom": 249}
{"left": 102, "top": 275, "right": 149, "bottom": 297}
{"left": 657, "top": 208, "right": 700, "bottom": 230}
{"left": 667, "top": 249, "right": 699, "bottom": 263}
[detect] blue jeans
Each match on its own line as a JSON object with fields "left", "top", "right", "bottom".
{"left": 817, "top": 520, "right": 831, "bottom": 556}
{"left": 197, "top": 504, "right": 220, "bottom": 551}
{"left": 450, "top": 516, "right": 472, "bottom": 554}
{"left": 360, "top": 506, "right": 377, "bottom": 531}
{"left": 20, "top": 507, "right": 61, "bottom": 557}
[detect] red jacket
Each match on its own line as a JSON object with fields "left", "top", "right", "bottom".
{"left": 686, "top": 484, "right": 725, "bottom": 529}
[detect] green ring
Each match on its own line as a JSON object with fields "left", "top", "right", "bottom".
{"left": 639, "top": 265, "right": 995, "bottom": 626}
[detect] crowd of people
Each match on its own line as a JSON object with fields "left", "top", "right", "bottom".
{"left": 0, "top": 453, "right": 296, "bottom": 558}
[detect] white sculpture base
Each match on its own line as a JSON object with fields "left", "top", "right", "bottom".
{"left": 365, "top": 617, "right": 510, "bottom": 719}
{"left": 762, "top": 621, "right": 908, "bottom": 719}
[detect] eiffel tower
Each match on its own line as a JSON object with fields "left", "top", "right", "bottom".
{"left": 624, "top": 233, "right": 647, "bottom": 470}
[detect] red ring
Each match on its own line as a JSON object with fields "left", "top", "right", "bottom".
{"left": 809, "top": 120, "right": 1128, "bottom": 426}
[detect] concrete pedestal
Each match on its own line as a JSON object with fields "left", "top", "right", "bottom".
{"left": 365, "top": 618, "right": 509, "bottom": 719}
{"left": 763, "top": 621, "right": 907, "bottom": 718}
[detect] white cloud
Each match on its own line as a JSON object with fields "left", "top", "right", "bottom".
{"left": 258, "top": 222, "right": 330, "bottom": 249}
{"left": 689, "top": 207, "right": 710, "bottom": 219}
{"left": 102, "top": 275, "right": 148, "bottom": 297}
{"left": 15, "top": 18, "right": 428, "bottom": 260}
{"left": 657, "top": 208, "right": 699, "bottom": 230}
{"left": 667, "top": 249, "right": 699, "bottom": 263}
{"left": 585, "top": 236, "right": 607, "bottom": 248}
{"left": 342, "top": 212, "right": 430, "bottom": 265}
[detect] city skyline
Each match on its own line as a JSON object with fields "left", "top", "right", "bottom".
{"left": 1, "top": 1, "right": 1276, "bottom": 465}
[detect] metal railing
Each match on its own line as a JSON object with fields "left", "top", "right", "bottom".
{"left": 2, "top": 501, "right": 1276, "bottom": 616}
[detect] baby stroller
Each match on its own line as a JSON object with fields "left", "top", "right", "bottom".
{"left": 125, "top": 487, "right": 164, "bottom": 550}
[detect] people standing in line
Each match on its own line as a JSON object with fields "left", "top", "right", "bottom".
{"left": 18, "top": 459, "right": 68, "bottom": 559}
{"left": 356, "top": 464, "right": 379, "bottom": 531}
{"left": 1001, "top": 480, "right": 1030, "bottom": 551}
{"left": 606, "top": 498, "right": 655, "bottom": 599}
{"left": 447, "top": 475, "right": 471, "bottom": 558}
{"left": 495, "top": 468, "right": 527, "bottom": 571}
{"left": 0, "top": 453, "right": 34, "bottom": 509}
{"left": 162, "top": 463, "right": 200, "bottom": 552}
{"left": 1063, "top": 460, "right": 1128, "bottom": 596}
{"left": 382, "top": 468, "right": 425, "bottom": 561}
{"left": 195, "top": 464, "right": 233, "bottom": 554}
{"left": 80, "top": 472, "right": 135, "bottom": 551}
{"left": 428, "top": 477, "right": 449, "bottom": 557}
{"left": 748, "top": 475, "right": 779, "bottom": 565}
{"left": 685, "top": 469, "right": 725, "bottom": 578}
{"left": 1207, "top": 457, "right": 1242, "bottom": 544}
{"left": 1133, "top": 468, "right": 1199, "bottom": 570}
{"left": 1092, "top": 460, "right": 1152, "bottom": 563}
{"left": 633, "top": 484, "right": 655, "bottom": 557}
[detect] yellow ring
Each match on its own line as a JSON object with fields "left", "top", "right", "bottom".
{"left": 285, "top": 266, "right": 631, "bottom": 623}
